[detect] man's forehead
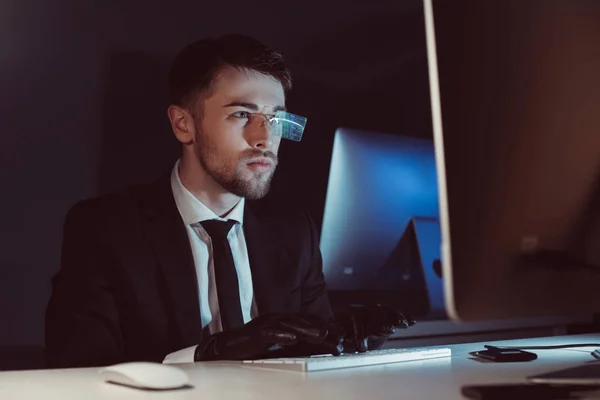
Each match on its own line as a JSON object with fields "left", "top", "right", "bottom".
{"left": 210, "top": 67, "right": 285, "bottom": 105}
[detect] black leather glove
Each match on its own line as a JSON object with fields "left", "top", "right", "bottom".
{"left": 262, "top": 321, "right": 345, "bottom": 358}
{"left": 194, "top": 313, "right": 334, "bottom": 361}
{"left": 331, "top": 304, "right": 415, "bottom": 353}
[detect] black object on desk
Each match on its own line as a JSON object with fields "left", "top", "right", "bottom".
{"left": 462, "top": 383, "right": 598, "bottom": 400}
{"left": 474, "top": 346, "right": 537, "bottom": 362}
{"left": 528, "top": 364, "right": 600, "bottom": 385}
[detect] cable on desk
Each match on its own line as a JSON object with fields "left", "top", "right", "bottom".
{"left": 485, "top": 344, "right": 600, "bottom": 360}
{"left": 485, "top": 344, "right": 600, "bottom": 351}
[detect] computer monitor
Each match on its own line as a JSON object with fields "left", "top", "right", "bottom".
{"left": 424, "top": 0, "right": 600, "bottom": 321}
{"left": 320, "top": 128, "right": 445, "bottom": 319}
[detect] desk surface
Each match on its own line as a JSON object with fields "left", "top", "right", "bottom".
{"left": 2, "top": 333, "right": 600, "bottom": 400}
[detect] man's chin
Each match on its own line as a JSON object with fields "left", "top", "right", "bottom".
{"left": 241, "top": 181, "right": 271, "bottom": 200}
{"left": 221, "top": 175, "right": 272, "bottom": 200}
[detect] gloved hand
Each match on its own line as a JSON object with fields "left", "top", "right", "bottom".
{"left": 194, "top": 313, "right": 337, "bottom": 361}
{"left": 331, "top": 304, "right": 415, "bottom": 353}
{"left": 261, "top": 321, "right": 345, "bottom": 358}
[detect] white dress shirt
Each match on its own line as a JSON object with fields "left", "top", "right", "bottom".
{"left": 163, "top": 160, "right": 257, "bottom": 363}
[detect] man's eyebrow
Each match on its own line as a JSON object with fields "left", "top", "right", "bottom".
{"left": 223, "top": 102, "right": 259, "bottom": 110}
{"left": 223, "top": 102, "right": 286, "bottom": 113}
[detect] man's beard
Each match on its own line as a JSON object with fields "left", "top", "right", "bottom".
{"left": 194, "top": 130, "right": 278, "bottom": 200}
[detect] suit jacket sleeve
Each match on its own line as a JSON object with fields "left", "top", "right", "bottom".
{"left": 45, "top": 201, "right": 124, "bottom": 368}
{"left": 299, "top": 212, "right": 333, "bottom": 321}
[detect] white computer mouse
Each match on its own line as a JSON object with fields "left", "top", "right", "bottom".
{"left": 99, "top": 362, "right": 189, "bottom": 390}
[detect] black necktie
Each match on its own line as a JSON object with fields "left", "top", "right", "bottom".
{"left": 200, "top": 219, "right": 244, "bottom": 331}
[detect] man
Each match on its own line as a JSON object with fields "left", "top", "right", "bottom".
{"left": 45, "top": 34, "right": 413, "bottom": 368}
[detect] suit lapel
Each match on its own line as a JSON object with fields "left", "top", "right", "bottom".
{"left": 244, "top": 203, "right": 293, "bottom": 314}
{"left": 138, "top": 173, "right": 203, "bottom": 347}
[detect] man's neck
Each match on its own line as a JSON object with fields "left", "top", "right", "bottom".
{"left": 178, "top": 157, "right": 241, "bottom": 218}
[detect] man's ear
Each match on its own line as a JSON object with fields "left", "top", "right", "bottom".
{"left": 167, "top": 105, "right": 195, "bottom": 144}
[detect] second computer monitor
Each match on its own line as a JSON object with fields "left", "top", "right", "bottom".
{"left": 320, "top": 128, "right": 444, "bottom": 318}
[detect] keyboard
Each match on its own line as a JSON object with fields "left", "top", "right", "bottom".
{"left": 242, "top": 347, "right": 452, "bottom": 372}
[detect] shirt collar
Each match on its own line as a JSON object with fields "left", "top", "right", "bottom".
{"left": 170, "top": 159, "right": 245, "bottom": 226}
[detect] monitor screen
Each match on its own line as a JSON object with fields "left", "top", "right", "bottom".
{"left": 320, "top": 128, "right": 444, "bottom": 319}
{"left": 424, "top": 0, "right": 600, "bottom": 321}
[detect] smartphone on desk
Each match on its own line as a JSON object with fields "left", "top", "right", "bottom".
{"left": 474, "top": 348, "right": 537, "bottom": 362}
{"left": 462, "top": 383, "right": 598, "bottom": 399}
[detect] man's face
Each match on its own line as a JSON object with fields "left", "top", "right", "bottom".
{"left": 191, "top": 67, "right": 285, "bottom": 199}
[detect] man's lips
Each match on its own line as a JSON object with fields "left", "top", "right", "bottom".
{"left": 246, "top": 158, "right": 275, "bottom": 172}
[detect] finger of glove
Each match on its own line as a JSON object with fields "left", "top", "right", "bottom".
{"left": 373, "top": 305, "right": 416, "bottom": 328}
{"left": 320, "top": 323, "right": 344, "bottom": 356}
{"left": 277, "top": 315, "right": 328, "bottom": 344}
{"left": 383, "top": 308, "right": 416, "bottom": 329}
{"left": 259, "top": 329, "right": 299, "bottom": 346}
{"left": 403, "top": 313, "right": 417, "bottom": 327}
{"left": 318, "top": 340, "right": 344, "bottom": 356}
{"left": 368, "top": 305, "right": 415, "bottom": 332}
{"left": 325, "top": 320, "right": 345, "bottom": 342}
{"left": 327, "top": 337, "right": 345, "bottom": 356}
{"left": 352, "top": 314, "right": 368, "bottom": 353}
{"left": 394, "top": 312, "right": 416, "bottom": 329}
{"left": 360, "top": 304, "right": 396, "bottom": 336}
{"left": 329, "top": 312, "right": 353, "bottom": 338}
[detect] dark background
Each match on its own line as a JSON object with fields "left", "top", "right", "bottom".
{"left": 0, "top": 0, "right": 433, "bottom": 350}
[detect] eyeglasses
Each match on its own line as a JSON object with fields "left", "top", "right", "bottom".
{"left": 257, "top": 110, "right": 307, "bottom": 142}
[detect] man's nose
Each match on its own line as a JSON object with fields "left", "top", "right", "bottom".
{"left": 246, "top": 117, "right": 274, "bottom": 150}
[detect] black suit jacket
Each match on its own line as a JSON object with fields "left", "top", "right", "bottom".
{"left": 45, "top": 173, "right": 332, "bottom": 368}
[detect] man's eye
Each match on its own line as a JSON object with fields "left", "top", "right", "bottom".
{"left": 231, "top": 111, "right": 251, "bottom": 119}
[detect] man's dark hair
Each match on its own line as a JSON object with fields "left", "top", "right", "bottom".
{"left": 168, "top": 34, "right": 292, "bottom": 109}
